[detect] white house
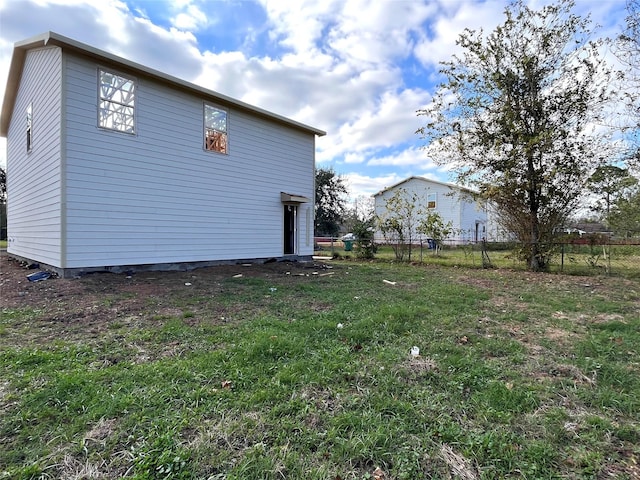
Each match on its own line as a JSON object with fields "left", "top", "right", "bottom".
{"left": 0, "top": 32, "right": 325, "bottom": 277}
{"left": 373, "top": 176, "right": 488, "bottom": 244}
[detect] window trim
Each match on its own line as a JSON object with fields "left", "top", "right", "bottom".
{"left": 97, "top": 68, "right": 136, "bottom": 134}
{"left": 427, "top": 192, "right": 437, "bottom": 209}
{"left": 203, "top": 103, "right": 228, "bottom": 154}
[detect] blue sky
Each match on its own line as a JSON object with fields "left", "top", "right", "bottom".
{"left": 0, "top": 0, "right": 629, "bottom": 203}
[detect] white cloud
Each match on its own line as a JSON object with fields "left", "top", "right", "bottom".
{"left": 259, "top": 0, "right": 339, "bottom": 54}
{"left": 367, "top": 147, "right": 435, "bottom": 168}
{"left": 258, "top": 0, "right": 437, "bottom": 71}
{"left": 316, "top": 87, "right": 431, "bottom": 164}
{"left": 172, "top": 8, "right": 207, "bottom": 31}
{"left": 342, "top": 172, "right": 406, "bottom": 199}
{"left": 414, "top": 0, "right": 505, "bottom": 68}
{"left": 327, "top": 0, "right": 436, "bottom": 67}
{"left": 343, "top": 152, "right": 367, "bottom": 165}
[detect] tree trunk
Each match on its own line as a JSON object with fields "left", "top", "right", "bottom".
{"left": 529, "top": 217, "right": 541, "bottom": 271}
{"left": 527, "top": 153, "right": 542, "bottom": 272}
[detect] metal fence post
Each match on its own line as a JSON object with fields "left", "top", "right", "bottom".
{"left": 482, "top": 240, "right": 493, "bottom": 268}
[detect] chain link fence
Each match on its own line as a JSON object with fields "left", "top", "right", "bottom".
{"left": 315, "top": 236, "right": 640, "bottom": 279}
{"left": 417, "top": 240, "right": 640, "bottom": 279}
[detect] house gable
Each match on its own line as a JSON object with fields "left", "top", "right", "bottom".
{"left": 374, "top": 176, "right": 487, "bottom": 243}
{"left": 1, "top": 32, "right": 325, "bottom": 276}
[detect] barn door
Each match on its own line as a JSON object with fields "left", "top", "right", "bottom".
{"left": 283, "top": 205, "right": 297, "bottom": 255}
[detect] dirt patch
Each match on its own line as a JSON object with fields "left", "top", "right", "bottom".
{"left": 0, "top": 252, "right": 332, "bottom": 344}
{"left": 84, "top": 418, "right": 118, "bottom": 446}
{"left": 544, "top": 326, "right": 581, "bottom": 345}
{"left": 533, "top": 362, "right": 597, "bottom": 387}
{"left": 403, "top": 356, "right": 439, "bottom": 377}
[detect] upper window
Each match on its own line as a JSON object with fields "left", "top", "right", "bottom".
{"left": 204, "top": 104, "right": 228, "bottom": 153}
{"left": 427, "top": 193, "right": 437, "bottom": 209}
{"left": 26, "top": 103, "right": 33, "bottom": 152}
{"left": 98, "top": 69, "right": 135, "bottom": 133}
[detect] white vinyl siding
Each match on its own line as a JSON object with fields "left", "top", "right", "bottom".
{"left": 459, "top": 199, "right": 485, "bottom": 242}
{"left": 374, "top": 177, "right": 487, "bottom": 244}
{"left": 6, "top": 47, "right": 63, "bottom": 266}
{"left": 62, "top": 53, "right": 314, "bottom": 267}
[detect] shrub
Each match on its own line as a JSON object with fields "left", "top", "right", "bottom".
{"left": 352, "top": 220, "right": 377, "bottom": 259}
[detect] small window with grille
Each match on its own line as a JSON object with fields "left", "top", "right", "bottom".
{"left": 98, "top": 69, "right": 135, "bottom": 133}
{"left": 427, "top": 192, "right": 437, "bottom": 209}
{"left": 26, "top": 103, "right": 33, "bottom": 152}
{"left": 204, "top": 104, "right": 228, "bottom": 154}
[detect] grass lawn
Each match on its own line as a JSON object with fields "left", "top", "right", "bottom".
{"left": 1, "top": 258, "right": 639, "bottom": 479}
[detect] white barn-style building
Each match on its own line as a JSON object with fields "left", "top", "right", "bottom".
{"left": 373, "top": 176, "right": 488, "bottom": 244}
{"left": 1, "top": 32, "right": 325, "bottom": 277}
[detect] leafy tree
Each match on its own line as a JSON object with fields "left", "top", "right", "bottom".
{"left": 376, "top": 188, "right": 420, "bottom": 261}
{"left": 620, "top": 1, "right": 640, "bottom": 81}
{"left": 417, "top": 0, "right": 613, "bottom": 271}
{"left": 352, "top": 219, "right": 376, "bottom": 259}
{"left": 608, "top": 184, "right": 640, "bottom": 238}
{"left": 616, "top": 0, "right": 640, "bottom": 167}
{"left": 315, "top": 168, "right": 347, "bottom": 236}
{"left": 342, "top": 195, "right": 375, "bottom": 233}
{"left": 588, "top": 165, "right": 638, "bottom": 223}
{"left": 417, "top": 210, "right": 454, "bottom": 255}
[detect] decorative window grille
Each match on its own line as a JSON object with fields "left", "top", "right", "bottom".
{"left": 98, "top": 69, "right": 135, "bottom": 133}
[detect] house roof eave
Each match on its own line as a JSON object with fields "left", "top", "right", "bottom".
{"left": 372, "top": 175, "right": 477, "bottom": 198}
{"left": 0, "top": 33, "right": 38, "bottom": 137}
{"left": 1, "top": 31, "right": 327, "bottom": 138}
